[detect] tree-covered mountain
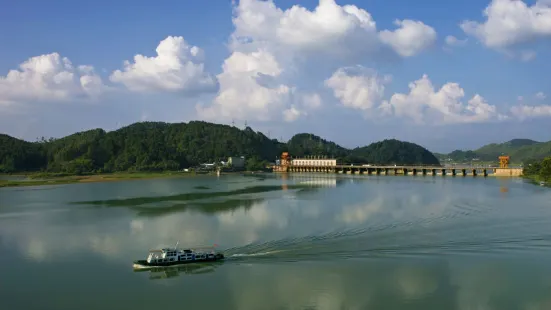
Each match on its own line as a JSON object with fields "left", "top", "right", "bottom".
{"left": 349, "top": 139, "right": 440, "bottom": 165}
{"left": 283, "top": 133, "right": 350, "bottom": 159}
{"left": 0, "top": 134, "right": 47, "bottom": 172}
{"left": 0, "top": 120, "right": 440, "bottom": 174}
{"left": 280, "top": 134, "right": 439, "bottom": 165}
{"left": 437, "top": 139, "right": 551, "bottom": 163}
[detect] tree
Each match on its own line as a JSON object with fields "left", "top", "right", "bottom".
{"left": 523, "top": 158, "right": 542, "bottom": 176}
{"left": 0, "top": 121, "right": 443, "bottom": 174}
{"left": 539, "top": 157, "right": 551, "bottom": 180}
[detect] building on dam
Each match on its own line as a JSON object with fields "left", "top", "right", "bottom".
{"left": 291, "top": 157, "right": 337, "bottom": 167}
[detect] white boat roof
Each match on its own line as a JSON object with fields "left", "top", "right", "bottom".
{"left": 148, "top": 245, "right": 218, "bottom": 253}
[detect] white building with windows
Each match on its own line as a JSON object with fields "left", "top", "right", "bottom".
{"left": 291, "top": 158, "right": 337, "bottom": 167}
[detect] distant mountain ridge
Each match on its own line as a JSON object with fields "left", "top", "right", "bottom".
{"left": 0, "top": 121, "right": 440, "bottom": 174}
{"left": 436, "top": 138, "right": 551, "bottom": 163}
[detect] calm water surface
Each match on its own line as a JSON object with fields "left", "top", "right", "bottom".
{"left": 1, "top": 174, "right": 551, "bottom": 310}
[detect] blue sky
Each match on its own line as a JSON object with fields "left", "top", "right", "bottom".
{"left": 0, "top": 0, "right": 550, "bottom": 153}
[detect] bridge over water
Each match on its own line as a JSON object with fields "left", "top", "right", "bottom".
{"left": 273, "top": 164, "right": 523, "bottom": 177}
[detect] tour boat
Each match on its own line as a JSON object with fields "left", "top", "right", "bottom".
{"left": 133, "top": 244, "right": 225, "bottom": 270}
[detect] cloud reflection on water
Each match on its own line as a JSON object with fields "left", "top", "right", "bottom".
{"left": 2, "top": 174, "right": 551, "bottom": 309}
{"left": 2, "top": 174, "right": 551, "bottom": 263}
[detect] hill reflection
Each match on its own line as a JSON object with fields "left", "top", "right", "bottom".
{"left": 71, "top": 175, "right": 344, "bottom": 217}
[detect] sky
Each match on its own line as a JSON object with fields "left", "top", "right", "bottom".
{"left": 0, "top": 0, "right": 550, "bottom": 153}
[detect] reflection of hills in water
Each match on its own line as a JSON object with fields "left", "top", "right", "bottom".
{"left": 71, "top": 184, "right": 327, "bottom": 217}
{"left": 134, "top": 262, "right": 223, "bottom": 280}
{"left": 133, "top": 198, "right": 263, "bottom": 217}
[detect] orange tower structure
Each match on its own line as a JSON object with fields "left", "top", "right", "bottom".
{"left": 280, "top": 152, "right": 291, "bottom": 166}
{"left": 499, "top": 155, "right": 510, "bottom": 168}
{"left": 273, "top": 152, "right": 291, "bottom": 172}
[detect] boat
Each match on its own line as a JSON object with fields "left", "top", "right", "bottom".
{"left": 133, "top": 244, "right": 225, "bottom": 270}
{"left": 540, "top": 181, "right": 546, "bottom": 186}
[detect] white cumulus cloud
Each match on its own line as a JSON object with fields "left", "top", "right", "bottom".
{"left": 110, "top": 36, "right": 218, "bottom": 94}
{"left": 325, "top": 66, "right": 391, "bottom": 111}
{"left": 196, "top": 49, "right": 311, "bottom": 122}
{"left": 282, "top": 105, "right": 304, "bottom": 122}
{"left": 381, "top": 74, "right": 505, "bottom": 124}
{"left": 231, "top": 0, "right": 437, "bottom": 60}
{"left": 445, "top": 35, "right": 468, "bottom": 47}
{"left": 302, "top": 93, "right": 322, "bottom": 109}
{"left": 198, "top": 0, "right": 438, "bottom": 123}
{"left": 510, "top": 104, "right": 551, "bottom": 120}
{"left": 379, "top": 19, "right": 438, "bottom": 57}
{"left": 0, "top": 53, "right": 105, "bottom": 105}
{"left": 232, "top": 0, "right": 380, "bottom": 59}
{"left": 460, "top": 0, "right": 551, "bottom": 58}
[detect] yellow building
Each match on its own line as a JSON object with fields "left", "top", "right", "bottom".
{"left": 291, "top": 158, "right": 337, "bottom": 167}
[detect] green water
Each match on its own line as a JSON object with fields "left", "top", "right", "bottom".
{"left": 1, "top": 173, "right": 551, "bottom": 310}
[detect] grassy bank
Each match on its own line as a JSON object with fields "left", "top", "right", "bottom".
{"left": 0, "top": 171, "right": 218, "bottom": 188}
{"left": 522, "top": 174, "right": 549, "bottom": 186}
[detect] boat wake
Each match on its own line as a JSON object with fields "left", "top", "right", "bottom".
{"left": 229, "top": 250, "right": 288, "bottom": 258}
{"left": 220, "top": 215, "right": 551, "bottom": 263}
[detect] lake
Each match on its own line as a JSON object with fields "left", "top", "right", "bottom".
{"left": 1, "top": 173, "right": 551, "bottom": 310}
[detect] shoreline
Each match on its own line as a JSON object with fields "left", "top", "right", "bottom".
{"left": 3, "top": 170, "right": 543, "bottom": 189}
{"left": 522, "top": 174, "right": 548, "bottom": 186}
{"left": 0, "top": 171, "right": 241, "bottom": 188}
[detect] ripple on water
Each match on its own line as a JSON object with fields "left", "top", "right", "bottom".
{"left": 0, "top": 208, "right": 72, "bottom": 219}
{"left": 220, "top": 200, "right": 551, "bottom": 263}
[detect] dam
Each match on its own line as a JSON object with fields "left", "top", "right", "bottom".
{"left": 272, "top": 153, "right": 523, "bottom": 177}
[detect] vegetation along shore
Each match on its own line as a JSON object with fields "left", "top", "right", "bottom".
{"left": 2, "top": 120, "right": 551, "bottom": 188}
{"left": 521, "top": 157, "right": 551, "bottom": 185}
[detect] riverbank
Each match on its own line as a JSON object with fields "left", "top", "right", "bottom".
{"left": 0, "top": 171, "right": 218, "bottom": 188}
{"left": 522, "top": 174, "right": 549, "bottom": 186}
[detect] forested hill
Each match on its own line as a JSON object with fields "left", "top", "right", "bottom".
{"left": 435, "top": 138, "right": 551, "bottom": 163}
{"left": 349, "top": 140, "right": 440, "bottom": 166}
{"left": 284, "top": 134, "right": 440, "bottom": 166}
{"left": 285, "top": 133, "right": 350, "bottom": 159}
{"left": 0, "top": 121, "right": 440, "bottom": 174}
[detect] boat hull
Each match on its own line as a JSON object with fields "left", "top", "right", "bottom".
{"left": 133, "top": 254, "right": 225, "bottom": 270}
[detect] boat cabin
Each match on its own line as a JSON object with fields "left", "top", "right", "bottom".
{"left": 145, "top": 247, "right": 216, "bottom": 264}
